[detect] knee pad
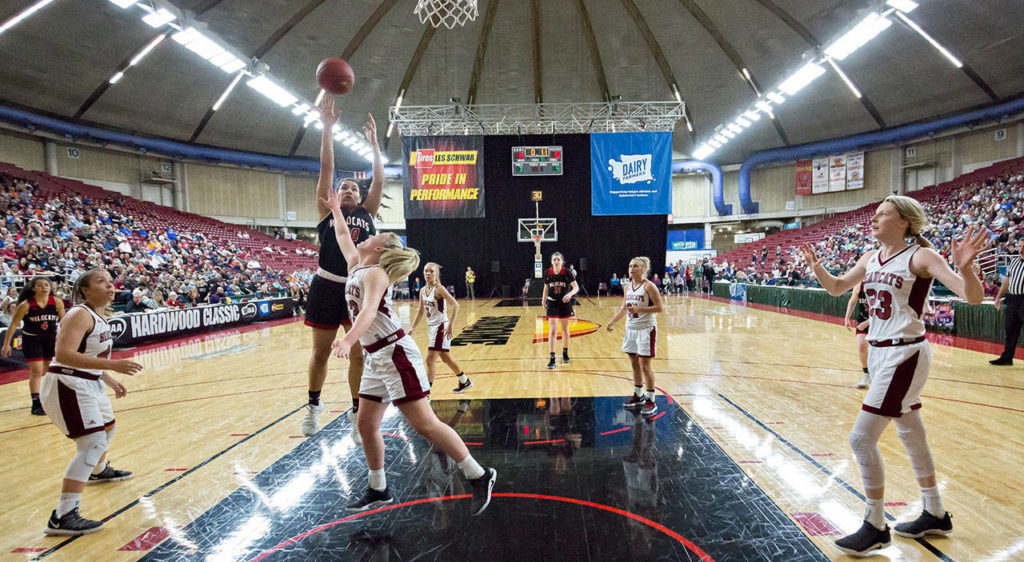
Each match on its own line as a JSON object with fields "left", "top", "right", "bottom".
{"left": 64, "top": 431, "right": 108, "bottom": 481}
{"left": 849, "top": 430, "right": 885, "bottom": 489}
{"left": 895, "top": 414, "right": 935, "bottom": 479}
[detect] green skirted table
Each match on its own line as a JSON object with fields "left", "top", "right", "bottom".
{"left": 712, "top": 282, "right": 1022, "bottom": 347}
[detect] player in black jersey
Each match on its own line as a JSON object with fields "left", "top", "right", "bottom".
{"left": 844, "top": 281, "right": 872, "bottom": 388}
{"left": 301, "top": 94, "right": 384, "bottom": 440}
{"left": 2, "top": 277, "right": 65, "bottom": 415}
{"left": 542, "top": 252, "right": 579, "bottom": 369}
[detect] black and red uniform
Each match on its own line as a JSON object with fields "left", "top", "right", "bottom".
{"left": 305, "top": 207, "right": 376, "bottom": 329}
{"left": 22, "top": 295, "right": 59, "bottom": 362}
{"left": 855, "top": 287, "right": 870, "bottom": 335}
{"left": 544, "top": 267, "right": 576, "bottom": 319}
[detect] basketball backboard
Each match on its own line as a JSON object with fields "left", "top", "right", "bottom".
{"left": 517, "top": 218, "right": 557, "bottom": 243}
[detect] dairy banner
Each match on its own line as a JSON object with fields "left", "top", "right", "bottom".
{"left": 590, "top": 132, "right": 672, "bottom": 215}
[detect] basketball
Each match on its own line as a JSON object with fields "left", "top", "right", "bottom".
{"left": 316, "top": 58, "right": 354, "bottom": 95}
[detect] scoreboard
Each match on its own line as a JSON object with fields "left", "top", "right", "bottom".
{"left": 512, "top": 146, "right": 562, "bottom": 176}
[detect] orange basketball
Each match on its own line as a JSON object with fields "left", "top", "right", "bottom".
{"left": 316, "top": 58, "right": 354, "bottom": 95}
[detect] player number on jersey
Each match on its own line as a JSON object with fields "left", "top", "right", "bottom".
{"left": 864, "top": 288, "right": 893, "bottom": 320}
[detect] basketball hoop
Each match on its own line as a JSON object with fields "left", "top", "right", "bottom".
{"left": 414, "top": 0, "right": 478, "bottom": 29}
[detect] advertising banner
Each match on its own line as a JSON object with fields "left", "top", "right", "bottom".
{"left": 846, "top": 151, "right": 865, "bottom": 190}
{"left": 590, "top": 132, "right": 672, "bottom": 215}
{"left": 108, "top": 298, "right": 293, "bottom": 347}
{"left": 666, "top": 229, "right": 705, "bottom": 251}
{"left": 812, "top": 157, "right": 829, "bottom": 194}
{"left": 829, "top": 154, "right": 847, "bottom": 192}
{"left": 795, "top": 159, "right": 812, "bottom": 195}
{"left": 403, "top": 136, "right": 485, "bottom": 219}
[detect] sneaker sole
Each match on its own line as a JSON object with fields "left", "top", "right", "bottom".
{"left": 623, "top": 402, "right": 643, "bottom": 409}
{"left": 453, "top": 382, "right": 474, "bottom": 393}
{"left": 894, "top": 528, "right": 952, "bottom": 539}
{"left": 641, "top": 408, "right": 658, "bottom": 416}
{"left": 834, "top": 539, "right": 891, "bottom": 556}
{"left": 44, "top": 524, "right": 104, "bottom": 536}
{"left": 87, "top": 475, "right": 132, "bottom": 485}
{"left": 471, "top": 469, "right": 497, "bottom": 516}
{"left": 345, "top": 497, "right": 394, "bottom": 512}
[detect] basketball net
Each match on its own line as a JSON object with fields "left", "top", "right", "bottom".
{"left": 414, "top": 0, "right": 478, "bottom": 29}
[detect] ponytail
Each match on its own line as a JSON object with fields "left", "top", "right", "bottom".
{"left": 379, "top": 234, "right": 421, "bottom": 284}
{"left": 631, "top": 256, "right": 651, "bottom": 279}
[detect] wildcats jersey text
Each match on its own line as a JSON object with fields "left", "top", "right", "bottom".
{"left": 317, "top": 206, "right": 376, "bottom": 278}
{"left": 420, "top": 285, "right": 447, "bottom": 326}
{"left": 624, "top": 280, "right": 656, "bottom": 329}
{"left": 345, "top": 265, "right": 402, "bottom": 347}
{"left": 862, "top": 245, "right": 932, "bottom": 342}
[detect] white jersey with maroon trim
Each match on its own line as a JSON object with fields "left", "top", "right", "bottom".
{"left": 346, "top": 265, "right": 402, "bottom": 347}
{"left": 862, "top": 244, "right": 932, "bottom": 342}
{"left": 50, "top": 305, "right": 112, "bottom": 376}
{"left": 420, "top": 284, "right": 448, "bottom": 327}
{"left": 624, "top": 280, "right": 656, "bottom": 329}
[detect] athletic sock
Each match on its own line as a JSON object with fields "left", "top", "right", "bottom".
{"left": 921, "top": 485, "right": 945, "bottom": 516}
{"left": 633, "top": 385, "right": 644, "bottom": 398}
{"left": 864, "top": 498, "right": 886, "bottom": 530}
{"left": 57, "top": 492, "right": 81, "bottom": 517}
{"left": 352, "top": 398, "right": 359, "bottom": 413}
{"left": 368, "top": 468, "right": 386, "bottom": 491}
{"left": 862, "top": 367, "right": 869, "bottom": 374}
{"left": 307, "top": 391, "right": 321, "bottom": 406}
{"left": 457, "top": 455, "right": 485, "bottom": 480}
{"left": 92, "top": 460, "right": 108, "bottom": 475}
{"left": 457, "top": 373, "right": 469, "bottom": 384}
{"left": 645, "top": 389, "right": 655, "bottom": 401}
{"left": 31, "top": 392, "right": 40, "bottom": 401}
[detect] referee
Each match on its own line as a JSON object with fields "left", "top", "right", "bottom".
{"left": 991, "top": 240, "right": 1024, "bottom": 366}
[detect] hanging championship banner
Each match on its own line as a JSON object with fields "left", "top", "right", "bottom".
{"left": 846, "top": 151, "right": 865, "bottom": 190}
{"left": 812, "top": 157, "right": 829, "bottom": 194}
{"left": 829, "top": 154, "right": 847, "bottom": 192}
{"left": 795, "top": 159, "right": 812, "bottom": 195}
{"left": 403, "top": 136, "right": 485, "bottom": 219}
{"left": 590, "top": 132, "right": 672, "bottom": 216}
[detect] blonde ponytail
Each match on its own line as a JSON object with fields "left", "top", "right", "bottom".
{"left": 883, "top": 195, "right": 933, "bottom": 249}
{"left": 379, "top": 234, "right": 421, "bottom": 284}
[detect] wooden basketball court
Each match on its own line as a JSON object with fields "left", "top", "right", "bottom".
{"left": 1, "top": 295, "right": 1020, "bottom": 560}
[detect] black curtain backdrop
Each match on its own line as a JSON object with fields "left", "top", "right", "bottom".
{"left": 406, "top": 134, "right": 667, "bottom": 298}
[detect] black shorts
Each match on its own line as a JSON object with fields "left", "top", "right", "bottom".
{"left": 545, "top": 300, "right": 574, "bottom": 319}
{"left": 22, "top": 333, "right": 56, "bottom": 362}
{"left": 305, "top": 275, "right": 351, "bottom": 330}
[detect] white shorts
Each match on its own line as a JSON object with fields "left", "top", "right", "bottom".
{"left": 359, "top": 336, "right": 431, "bottom": 405}
{"left": 864, "top": 341, "right": 931, "bottom": 417}
{"left": 40, "top": 372, "right": 114, "bottom": 439}
{"left": 621, "top": 326, "right": 657, "bottom": 357}
{"left": 427, "top": 322, "right": 451, "bottom": 352}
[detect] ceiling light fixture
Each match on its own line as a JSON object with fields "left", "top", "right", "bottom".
{"left": 826, "top": 59, "right": 862, "bottom": 98}
{"left": 743, "top": 110, "right": 761, "bottom": 122}
{"left": 778, "top": 62, "right": 825, "bottom": 95}
{"left": 727, "top": 123, "right": 743, "bottom": 134}
{"left": 766, "top": 91, "right": 786, "bottom": 104}
{"left": 692, "top": 145, "right": 714, "bottom": 160}
{"left": 736, "top": 117, "right": 751, "bottom": 127}
{"left": 824, "top": 13, "right": 891, "bottom": 61}
{"left": 0, "top": 0, "right": 56, "bottom": 37}
{"left": 893, "top": 11, "right": 962, "bottom": 68}
{"left": 212, "top": 72, "right": 244, "bottom": 111}
{"left": 109, "top": 71, "right": 125, "bottom": 84}
{"left": 247, "top": 75, "right": 298, "bottom": 107}
{"left": 109, "top": 0, "right": 137, "bottom": 7}
{"left": 129, "top": 33, "right": 167, "bottom": 67}
{"left": 142, "top": 8, "right": 175, "bottom": 28}
{"left": 885, "top": 0, "right": 918, "bottom": 13}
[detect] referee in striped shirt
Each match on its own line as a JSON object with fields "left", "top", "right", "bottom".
{"left": 991, "top": 240, "right": 1024, "bottom": 366}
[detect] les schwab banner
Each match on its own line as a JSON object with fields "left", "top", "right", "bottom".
{"left": 403, "top": 136, "right": 485, "bottom": 219}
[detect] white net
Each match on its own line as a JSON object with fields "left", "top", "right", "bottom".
{"left": 414, "top": 0, "right": 478, "bottom": 29}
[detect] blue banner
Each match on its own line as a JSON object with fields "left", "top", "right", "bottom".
{"left": 666, "top": 229, "right": 704, "bottom": 251}
{"left": 590, "top": 132, "right": 672, "bottom": 216}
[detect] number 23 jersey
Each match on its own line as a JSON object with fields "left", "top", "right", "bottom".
{"left": 861, "top": 244, "right": 932, "bottom": 342}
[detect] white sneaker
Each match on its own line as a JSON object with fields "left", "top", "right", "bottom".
{"left": 856, "top": 374, "right": 871, "bottom": 388}
{"left": 348, "top": 409, "right": 362, "bottom": 446}
{"left": 301, "top": 402, "right": 323, "bottom": 437}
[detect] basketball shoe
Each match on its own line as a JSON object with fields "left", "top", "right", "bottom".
{"left": 894, "top": 511, "right": 952, "bottom": 538}
{"left": 640, "top": 399, "right": 658, "bottom": 417}
{"left": 301, "top": 402, "right": 323, "bottom": 437}
{"left": 834, "top": 521, "right": 891, "bottom": 556}
{"left": 88, "top": 465, "right": 132, "bottom": 484}
{"left": 469, "top": 467, "right": 498, "bottom": 516}
{"left": 453, "top": 378, "right": 473, "bottom": 393}
{"left": 562, "top": 349, "right": 570, "bottom": 364}
{"left": 623, "top": 394, "right": 645, "bottom": 409}
{"left": 856, "top": 372, "right": 871, "bottom": 388}
{"left": 347, "top": 487, "right": 393, "bottom": 512}
{"left": 44, "top": 508, "right": 103, "bottom": 536}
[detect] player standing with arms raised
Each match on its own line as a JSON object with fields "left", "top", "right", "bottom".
{"left": 411, "top": 262, "right": 473, "bottom": 392}
{"left": 320, "top": 188, "right": 497, "bottom": 516}
{"left": 606, "top": 257, "right": 663, "bottom": 416}
{"left": 801, "top": 196, "right": 988, "bottom": 556}
{"left": 301, "top": 94, "right": 384, "bottom": 442}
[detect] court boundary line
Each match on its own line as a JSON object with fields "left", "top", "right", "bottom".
{"left": 716, "top": 393, "right": 954, "bottom": 562}
{"left": 31, "top": 404, "right": 306, "bottom": 561}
